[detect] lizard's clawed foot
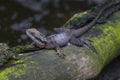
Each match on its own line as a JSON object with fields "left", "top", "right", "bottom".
{"left": 56, "top": 50, "right": 66, "bottom": 58}
{"left": 80, "top": 37, "right": 98, "bottom": 54}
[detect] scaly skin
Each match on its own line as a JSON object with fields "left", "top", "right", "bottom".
{"left": 26, "top": 1, "right": 120, "bottom": 57}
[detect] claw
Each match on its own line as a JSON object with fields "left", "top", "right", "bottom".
{"left": 86, "top": 43, "right": 98, "bottom": 54}
{"left": 56, "top": 50, "right": 66, "bottom": 58}
{"left": 84, "top": 40, "right": 98, "bottom": 54}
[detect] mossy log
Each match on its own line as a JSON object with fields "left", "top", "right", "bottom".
{"left": 0, "top": 10, "right": 120, "bottom": 80}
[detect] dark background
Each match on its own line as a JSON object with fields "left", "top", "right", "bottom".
{"left": 0, "top": 0, "right": 95, "bottom": 46}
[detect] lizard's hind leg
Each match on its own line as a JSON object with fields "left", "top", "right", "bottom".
{"left": 70, "top": 37, "right": 98, "bottom": 54}
{"left": 80, "top": 36, "right": 98, "bottom": 54}
{"left": 70, "top": 37, "right": 84, "bottom": 47}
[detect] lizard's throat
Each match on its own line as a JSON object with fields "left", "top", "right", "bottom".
{"left": 37, "top": 44, "right": 45, "bottom": 48}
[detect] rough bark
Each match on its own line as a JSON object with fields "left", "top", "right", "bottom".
{"left": 0, "top": 10, "right": 120, "bottom": 80}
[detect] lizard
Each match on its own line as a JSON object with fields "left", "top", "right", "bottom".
{"left": 26, "top": 1, "right": 120, "bottom": 57}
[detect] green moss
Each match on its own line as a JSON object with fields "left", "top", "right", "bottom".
{"left": 63, "top": 11, "right": 120, "bottom": 77}
{"left": 10, "top": 59, "right": 23, "bottom": 64}
{"left": 65, "top": 11, "right": 88, "bottom": 26}
{"left": 13, "top": 44, "right": 34, "bottom": 53}
{"left": 89, "top": 12, "right": 120, "bottom": 73}
{"left": 0, "top": 65, "right": 26, "bottom": 80}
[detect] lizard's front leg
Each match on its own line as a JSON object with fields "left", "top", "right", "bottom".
{"left": 56, "top": 45, "right": 66, "bottom": 58}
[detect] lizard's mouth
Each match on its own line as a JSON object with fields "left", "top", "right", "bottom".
{"left": 34, "top": 36, "right": 46, "bottom": 48}
{"left": 34, "top": 36, "right": 47, "bottom": 44}
{"left": 26, "top": 28, "right": 47, "bottom": 47}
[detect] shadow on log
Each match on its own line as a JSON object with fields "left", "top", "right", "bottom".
{"left": 0, "top": 5, "right": 120, "bottom": 80}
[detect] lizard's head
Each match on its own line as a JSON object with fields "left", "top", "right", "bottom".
{"left": 26, "top": 28, "right": 47, "bottom": 48}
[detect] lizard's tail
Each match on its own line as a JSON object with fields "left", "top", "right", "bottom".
{"left": 90, "top": 0, "right": 120, "bottom": 26}
{"left": 74, "top": 0, "right": 120, "bottom": 37}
